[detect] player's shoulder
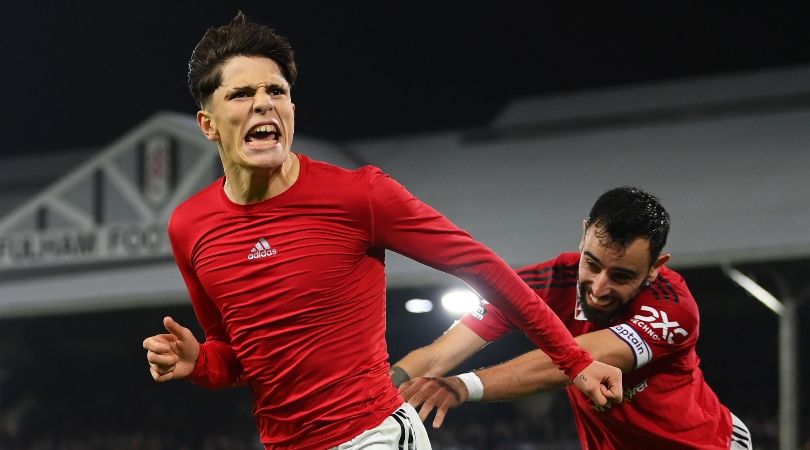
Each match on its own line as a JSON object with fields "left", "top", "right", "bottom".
{"left": 624, "top": 265, "right": 700, "bottom": 338}
{"left": 304, "top": 155, "right": 396, "bottom": 196}
{"left": 514, "top": 253, "right": 579, "bottom": 304}
{"left": 167, "top": 178, "right": 223, "bottom": 256}
{"left": 556, "top": 252, "right": 581, "bottom": 267}
{"left": 304, "top": 156, "right": 396, "bottom": 209}
{"left": 647, "top": 266, "right": 696, "bottom": 310}
{"left": 515, "top": 252, "right": 579, "bottom": 283}
{"left": 170, "top": 178, "right": 223, "bottom": 229}
{"left": 304, "top": 154, "right": 383, "bottom": 180}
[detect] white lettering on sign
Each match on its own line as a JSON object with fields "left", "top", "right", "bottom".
{"left": 0, "top": 223, "right": 172, "bottom": 270}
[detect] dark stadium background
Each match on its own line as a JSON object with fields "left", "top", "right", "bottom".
{"left": 3, "top": 3, "right": 810, "bottom": 156}
{"left": 1, "top": 2, "right": 809, "bottom": 449}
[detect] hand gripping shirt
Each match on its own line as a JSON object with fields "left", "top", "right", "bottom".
{"left": 461, "top": 252, "right": 733, "bottom": 450}
{"left": 168, "top": 155, "right": 592, "bottom": 449}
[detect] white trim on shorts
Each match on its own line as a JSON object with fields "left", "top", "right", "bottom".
{"left": 729, "top": 412, "right": 753, "bottom": 450}
{"left": 332, "top": 403, "right": 432, "bottom": 450}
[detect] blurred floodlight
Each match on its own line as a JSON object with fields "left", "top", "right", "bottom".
{"left": 405, "top": 299, "right": 434, "bottom": 313}
{"left": 440, "top": 289, "right": 480, "bottom": 314}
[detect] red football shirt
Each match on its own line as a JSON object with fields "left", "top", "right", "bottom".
{"left": 168, "top": 155, "right": 592, "bottom": 449}
{"left": 462, "top": 252, "right": 733, "bottom": 450}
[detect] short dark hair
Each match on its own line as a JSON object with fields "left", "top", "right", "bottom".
{"left": 585, "top": 186, "right": 671, "bottom": 263}
{"left": 187, "top": 11, "right": 298, "bottom": 108}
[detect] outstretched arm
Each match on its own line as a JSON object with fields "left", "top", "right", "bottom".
{"left": 479, "top": 328, "right": 632, "bottom": 400}
{"left": 391, "top": 322, "right": 488, "bottom": 387}
{"left": 368, "top": 172, "right": 621, "bottom": 405}
{"left": 403, "top": 328, "right": 633, "bottom": 427}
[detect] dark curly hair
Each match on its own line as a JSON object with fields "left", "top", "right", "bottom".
{"left": 585, "top": 186, "right": 671, "bottom": 263}
{"left": 187, "top": 11, "right": 297, "bottom": 108}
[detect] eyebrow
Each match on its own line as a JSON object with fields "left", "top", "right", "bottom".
{"left": 222, "top": 84, "right": 256, "bottom": 92}
{"left": 222, "top": 79, "right": 288, "bottom": 91}
{"left": 583, "top": 251, "right": 639, "bottom": 277}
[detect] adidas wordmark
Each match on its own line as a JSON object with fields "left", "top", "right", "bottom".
{"left": 248, "top": 237, "right": 277, "bottom": 260}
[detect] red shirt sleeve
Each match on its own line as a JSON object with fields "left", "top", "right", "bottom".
{"left": 461, "top": 257, "right": 574, "bottom": 342}
{"left": 365, "top": 169, "right": 593, "bottom": 377}
{"left": 168, "top": 211, "right": 245, "bottom": 389}
{"left": 460, "top": 300, "right": 514, "bottom": 342}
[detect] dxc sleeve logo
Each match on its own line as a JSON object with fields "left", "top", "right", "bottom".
{"left": 632, "top": 305, "right": 688, "bottom": 344}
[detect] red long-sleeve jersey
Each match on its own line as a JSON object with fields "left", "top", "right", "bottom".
{"left": 462, "top": 253, "right": 733, "bottom": 450}
{"left": 168, "top": 154, "right": 592, "bottom": 449}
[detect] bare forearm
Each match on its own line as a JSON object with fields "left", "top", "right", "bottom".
{"left": 475, "top": 329, "right": 634, "bottom": 401}
{"left": 395, "top": 347, "right": 434, "bottom": 380}
{"left": 395, "top": 346, "right": 460, "bottom": 380}
{"left": 476, "top": 349, "right": 569, "bottom": 401}
{"left": 393, "top": 323, "right": 488, "bottom": 383}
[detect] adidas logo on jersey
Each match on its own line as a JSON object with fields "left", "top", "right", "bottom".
{"left": 248, "top": 237, "right": 277, "bottom": 260}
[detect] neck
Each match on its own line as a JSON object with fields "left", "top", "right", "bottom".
{"left": 222, "top": 153, "right": 300, "bottom": 205}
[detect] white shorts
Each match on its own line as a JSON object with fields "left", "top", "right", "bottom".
{"left": 729, "top": 412, "right": 753, "bottom": 450}
{"left": 331, "top": 403, "right": 432, "bottom": 450}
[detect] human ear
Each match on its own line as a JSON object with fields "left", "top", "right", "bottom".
{"left": 197, "top": 110, "right": 220, "bottom": 141}
{"left": 578, "top": 220, "right": 589, "bottom": 250}
{"left": 648, "top": 253, "right": 671, "bottom": 282}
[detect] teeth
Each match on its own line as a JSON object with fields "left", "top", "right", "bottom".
{"left": 249, "top": 124, "right": 278, "bottom": 134}
{"left": 589, "top": 292, "right": 611, "bottom": 306}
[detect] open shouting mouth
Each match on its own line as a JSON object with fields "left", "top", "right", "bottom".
{"left": 245, "top": 122, "right": 281, "bottom": 148}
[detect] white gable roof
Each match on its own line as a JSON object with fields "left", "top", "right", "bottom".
{"left": 0, "top": 111, "right": 360, "bottom": 317}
